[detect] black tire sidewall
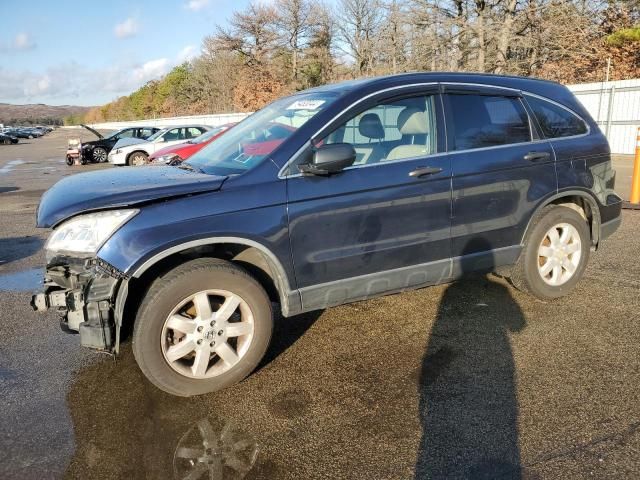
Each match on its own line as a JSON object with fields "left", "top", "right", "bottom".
{"left": 523, "top": 206, "right": 590, "bottom": 299}
{"left": 132, "top": 261, "right": 273, "bottom": 396}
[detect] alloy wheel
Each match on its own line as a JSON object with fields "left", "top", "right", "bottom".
{"left": 161, "top": 290, "right": 255, "bottom": 379}
{"left": 537, "top": 223, "right": 582, "bottom": 286}
{"left": 93, "top": 148, "right": 107, "bottom": 162}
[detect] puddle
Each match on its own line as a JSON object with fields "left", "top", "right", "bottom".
{"left": 174, "top": 417, "right": 259, "bottom": 480}
{"left": 0, "top": 159, "right": 25, "bottom": 175}
{"left": 0, "top": 268, "right": 43, "bottom": 292}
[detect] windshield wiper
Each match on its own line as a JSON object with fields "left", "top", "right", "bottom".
{"left": 177, "top": 162, "right": 204, "bottom": 173}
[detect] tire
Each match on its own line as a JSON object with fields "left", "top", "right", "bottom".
{"left": 128, "top": 151, "right": 148, "bottom": 166}
{"left": 65, "top": 156, "right": 74, "bottom": 166}
{"left": 92, "top": 147, "right": 108, "bottom": 163}
{"left": 510, "top": 205, "right": 590, "bottom": 300}
{"left": 132, "top": 258, "right": 273, "bottom": 396}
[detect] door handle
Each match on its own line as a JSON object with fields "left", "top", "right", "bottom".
{"left": 523, "top": 151, "right": 551, "bottom": 162}
{"left": 409, "top": 166, "right": 443, "bottom": 178}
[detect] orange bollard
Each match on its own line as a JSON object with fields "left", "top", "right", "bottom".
{"left": 631, "top": 127, "right": 640, "bottom": 204}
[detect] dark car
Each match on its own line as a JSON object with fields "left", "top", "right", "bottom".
{"left": 0, "top": 133, "right": 19, "bottom": 144}
{"left": 31, "top": 73, "right": 622, "bottom": 396}
{"left": 80, "top": 124, "right": 160, "bottom": 163}
{"left": 9, "top": 128, "right": 40, "bottom": 139}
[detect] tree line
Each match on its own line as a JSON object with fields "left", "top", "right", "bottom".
{"left": 83, "top": 0, "right": 640, "bottom": 123}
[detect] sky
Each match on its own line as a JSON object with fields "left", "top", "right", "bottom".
{"left": 0, "top": 0, "right": 257, "bottom": 106}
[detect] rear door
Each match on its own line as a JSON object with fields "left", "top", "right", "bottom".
{"left": 443, "top": 85, "right": 556, "bottom": 273}
{"left": 286, "top": 87, "right": 452, "bottom": 310}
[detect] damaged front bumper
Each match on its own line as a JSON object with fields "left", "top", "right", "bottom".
{"left": 31, "top": 256, "right": 126, "bottom": 352}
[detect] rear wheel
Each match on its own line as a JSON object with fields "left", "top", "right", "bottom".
{"left": 510, "top": 205, "right": 590, "bottom": 300}
{"left": 128, "top": 151, "right": 148, "bottom": 166}
{"left": 132, "top": 258, "right": 273, "bottom": 396}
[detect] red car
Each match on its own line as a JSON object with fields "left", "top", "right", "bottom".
{"left": 149, "top": 123, "right": 236, "bottom": 164}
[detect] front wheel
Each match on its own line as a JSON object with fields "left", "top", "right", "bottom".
{"left": 132, "top": 258, "right": 273, "bottom": 396}
{"left": 510, "top": 205, "right": 590, "bottom": 300}
{"left": 128, "top": 151, "right": 148, "bottom": 166}
{"left": 92, "top": 147, "right": 108, "bottom": 163}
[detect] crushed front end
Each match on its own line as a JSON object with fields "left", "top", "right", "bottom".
{"left": 31, "top": 255, "right": 124, "bottom": 352}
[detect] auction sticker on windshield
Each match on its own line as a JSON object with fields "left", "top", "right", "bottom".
{"left": 287, "top": 100, "right": 326, "bottom": 110}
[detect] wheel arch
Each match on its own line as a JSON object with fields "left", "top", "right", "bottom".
{"left": 521, "top": 190, "right": 601, "bottom": 247}
{"left": 114, "top": 237, "right": 298, "bottom": 351}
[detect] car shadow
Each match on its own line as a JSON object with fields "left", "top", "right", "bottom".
{"left": 0, "top": 236, "right": 44, "bottom": 266}
{"left": 257, "top": 308, "right": 323, "bottom": 371}
{"left": 415, "top": 239, "right": 526, "bottom": 479}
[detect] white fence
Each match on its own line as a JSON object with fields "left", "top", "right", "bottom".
{"left": 568, "top": 79, "right": 640, "bottom": 155}
{"left": 87, "top": 112, "right": 251, "bottom": 130}
{"left": 85, "top": 79, "right": 640, "bottom": 155}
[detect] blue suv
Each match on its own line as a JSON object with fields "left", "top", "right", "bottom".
{"left": 32, "top": 73, "right": 622, "bottom": 396}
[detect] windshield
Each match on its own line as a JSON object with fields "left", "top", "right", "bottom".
{"left": 185, "top": 92, "right": 337, "bottom": 175}
{"left": 189, "top": 125, "right": 231, "bottom": 144}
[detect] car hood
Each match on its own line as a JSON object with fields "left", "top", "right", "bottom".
{"left": 113, "top": 137, "right": 148, "bottom": 150}
{"left": 37, "top": 166, "right": 227, "bottom": 227}
{"left": 80, "top": 124, "right": 103, "bottom": 139}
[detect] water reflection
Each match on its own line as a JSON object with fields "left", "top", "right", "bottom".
{"left": 0, "top": 267, "right": 43, "bottom": 291}
{"left": 174, "top": 417, "right": 259, "bottom": 480}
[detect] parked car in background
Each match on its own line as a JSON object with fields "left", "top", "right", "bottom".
{"left": 108, "top": 125, "right": 210, "bottom": 166}
{"left": 149, "top": 123, "right": 236, "bottom": 164}
{"left": 0, "top": 133, "right": 19, "bottom": 144}
{"left": 32, "top": 73, "right": 622, "bottom": 396}
{"left": 79, "top": 124, "right": 160, "bottom": 163}
{"left": 8, "top": 128, "right": 40, "bottom": 139}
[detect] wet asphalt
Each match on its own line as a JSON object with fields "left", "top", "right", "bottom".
{"left": 0, "top": 130, "right": 639, "bottom": 479}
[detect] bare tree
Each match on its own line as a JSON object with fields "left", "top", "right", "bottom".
{"left": 337, "top": 0, "right": 384, "bottom": 75}
{"left": 214, "top": 2, "right": 278, "bottom": 67}
{"left": 274, "top": 0, "right": 312, "bottom": 82}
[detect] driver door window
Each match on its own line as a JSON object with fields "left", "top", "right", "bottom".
{"left": 321, "top": 95, "right": 437, "bottom": 166}
{"left": 161, "top": 128, "right": 181, "bottom": 142}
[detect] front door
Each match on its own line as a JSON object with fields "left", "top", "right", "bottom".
{"left": 286, "top": 90, "right": 452, "bottom": 310}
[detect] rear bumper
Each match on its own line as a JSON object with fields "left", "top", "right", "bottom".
{"left": 31, "top": 257, "right": 122, "bottom": 352}
{"left": 598, "top": 193, "right": 623, "bottom": 242}
{"left": 600, "top": 215, "right": 621, "bottom": 241}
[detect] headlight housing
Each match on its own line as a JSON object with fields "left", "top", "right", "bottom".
{"left": 154, "top": 153, "right": 181, "bottom": 164}
{"left": 45, "top": 209, "right": 138, "bottom": 258}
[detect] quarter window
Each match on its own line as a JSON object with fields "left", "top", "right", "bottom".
{"left": 526, "top": 95, "right": 588, "bottom": 138}
{"left": 321, "top": 95, "right": 437, "bottom": 165}
{"left": 446, "top": 94, "right": 531, "bottom": 151}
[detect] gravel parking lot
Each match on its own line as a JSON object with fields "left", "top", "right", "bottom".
{"left": 1, "top": 129, "right": 639, "bottom": 479}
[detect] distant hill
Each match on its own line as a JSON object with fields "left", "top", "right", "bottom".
{"left": 0, "top": 103, "right": 94, "bottom": 125}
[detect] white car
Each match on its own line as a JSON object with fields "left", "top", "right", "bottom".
{"left": 107, "top": 125, "right": 210, "bottom": 166}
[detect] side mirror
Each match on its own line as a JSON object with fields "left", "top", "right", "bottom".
{"left": 298, "top": 143, "right": 356, "bottom": 176}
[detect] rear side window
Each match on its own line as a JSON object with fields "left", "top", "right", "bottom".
{"left": 526, "top": 95, "right": 588, "bottom": 138}
{"left": 446, "top": 94, "right": 531, "bottom": 151}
